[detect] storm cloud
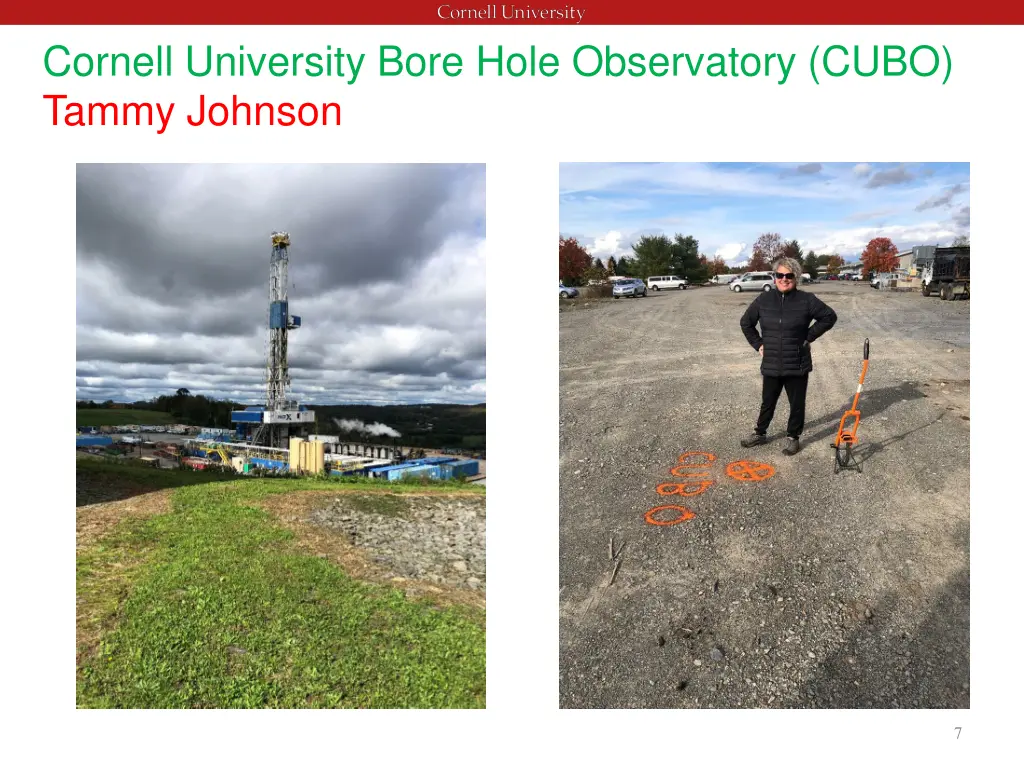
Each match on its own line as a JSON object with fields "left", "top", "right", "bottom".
{"left": 77, "top": 163, "right": 486, "bottom": 406}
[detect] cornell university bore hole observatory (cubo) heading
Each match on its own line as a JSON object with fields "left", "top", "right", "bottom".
{"left": 44, "top": 44, "right": 803, "bottom": 85}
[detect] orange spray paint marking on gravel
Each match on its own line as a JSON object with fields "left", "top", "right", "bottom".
{"left": 675, "top": 451, "right": 717, "bottom": 467}
{"left": 645, "top": 451, "right": 778, "bottom": 526}
{"left": 725, "top": 460, "right": 775, "bottom": 482}
{"left": 644, "top": 450, "right": 718, "bottom": 525}
{"left": 657, "top": 481, "right": 715, "bottom": 496}
{"left": 645, "top": 505, "right": 696, "bottom": 526}
{"left": 669, "top": 467, "right": 710, "bottom": 478}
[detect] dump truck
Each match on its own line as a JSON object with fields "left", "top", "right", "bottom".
{"left": 921, "top": 245, "right": 969, "bottom": 300}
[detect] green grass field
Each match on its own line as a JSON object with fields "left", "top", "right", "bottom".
{"left": 77, "top": 409, "right": 179, "bottom": 427}
{"left": 76, "top": 462, "right": 486, "bottom": 708}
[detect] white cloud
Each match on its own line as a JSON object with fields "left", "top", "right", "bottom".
{"left": 591, "top": 230, "right": 625, "bottom": 257}
{"left": 807, "top": 222, "right": 959, "bottom": 257}
{"left": 853, "top": 163, "right": 872, "bottom": 177}
{"left": 715, "top": 242, "right": 748, "bottom": 264}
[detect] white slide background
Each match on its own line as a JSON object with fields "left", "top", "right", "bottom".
{"left": 0, "top": 22, "right": 1015, "bottom": 766}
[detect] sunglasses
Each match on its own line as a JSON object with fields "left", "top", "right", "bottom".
{"left": 774, "top": 272, "right": 795, "bottom": 280}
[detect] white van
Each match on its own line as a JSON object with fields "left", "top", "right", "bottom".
{"left": 647, "top": 275, "right": 688, "bottom": 291}
{"left": 712, "top": 274, "right": 737, "bottom": 285}
{"left": 731, "top": 272, "right": 774, "bottom": 292}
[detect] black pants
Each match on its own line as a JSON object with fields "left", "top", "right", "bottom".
{"left": 755, "top": 374, "right": 809, "bottom": 438}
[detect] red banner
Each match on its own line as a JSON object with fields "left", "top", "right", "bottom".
{"left": 3, "top": 1, "right": 1023, "bottom": 24}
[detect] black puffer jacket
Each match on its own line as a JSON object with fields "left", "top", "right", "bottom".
{"left": 740, "top": 288, "right": 837, "bottom": 376}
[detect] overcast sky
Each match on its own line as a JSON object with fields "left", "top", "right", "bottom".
{"left": 560, "top": 162, "right": 970, "bottom": 266}
{"left": 76, "top": 163, "right": 485, "bottom": 406}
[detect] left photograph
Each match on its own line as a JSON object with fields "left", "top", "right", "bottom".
{"left": 76, "top": 163, "right": 486, "bottom": 709}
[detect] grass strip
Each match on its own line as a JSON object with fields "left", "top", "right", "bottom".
{"left": 77, "top": 475, "right": 485, "bottom": 709}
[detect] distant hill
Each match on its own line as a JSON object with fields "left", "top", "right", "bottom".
{"left": 310, "top": 403, "right": 485, "bottom": 451}
{"left": 76, "top": 409, "right": 179, "bottom": 427}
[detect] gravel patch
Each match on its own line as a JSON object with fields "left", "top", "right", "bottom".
{"left": 310, "top": 494, "right": 486, "bottom": 592}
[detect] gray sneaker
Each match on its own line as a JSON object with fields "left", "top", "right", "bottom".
{"left": 782, "top": 437, "right": 801, "bottom": 456}
{"left": 740, "top": 432, "right": 767, "bottom": 448}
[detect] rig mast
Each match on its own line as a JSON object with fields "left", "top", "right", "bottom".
{"left": 266, "top": 231, "right": 297, "bottom": 411}
{"left": 232, "top": 231, "right": 314, "bottom": 448}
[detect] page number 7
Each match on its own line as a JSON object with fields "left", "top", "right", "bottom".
{"left": 954, "top": 727, "right": 962, "bottom": 739}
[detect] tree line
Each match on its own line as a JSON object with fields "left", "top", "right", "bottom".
{"left": 558, "top": 232, "right": 852, "bottom": 286}
{"left": 559, "top": 231, "right": 969, "bottom": 286}
{"left": 77, "top": 389, "right": 237, "bottom": 428}
{"left": 560, "top": 234, "right": 713, "bottom": 286}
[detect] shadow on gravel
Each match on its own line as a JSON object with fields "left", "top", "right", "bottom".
{"left": 798, "top": 382, "right": 937, "bottom": 457}
{"left": 797, "top": 520, "right": 970, "bottom": 708}
{"left": 852, "top": 414, "right": 948, "bottom": 466}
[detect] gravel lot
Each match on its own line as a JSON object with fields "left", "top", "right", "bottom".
{"left": 310, "top": 493, "right": 486, "bottom": 593}
{"left": 559, "top": 282, "right": 969, "bottom": 708}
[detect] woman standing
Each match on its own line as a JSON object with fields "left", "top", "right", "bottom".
{"left": 738, "top": 257, "right": 837, "bottom": 456}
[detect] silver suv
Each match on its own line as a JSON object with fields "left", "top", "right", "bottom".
{"left": 731, "top": 272, "right": 774, "bottom": 292}
{"left": 612, "top": 278, "right": 647, "bottom": 298}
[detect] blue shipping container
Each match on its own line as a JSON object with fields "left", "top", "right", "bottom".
{"left": 450, "top": 460, "right": 479, "bottom": 478}
{"left": 387, "top": 464, "right": 441, "bottom": 482}
{"left": 76, "top": 435, "right": 113, "bottom": 448}
{"left": 370, "top": 462, "right": 418, "bottom": 476}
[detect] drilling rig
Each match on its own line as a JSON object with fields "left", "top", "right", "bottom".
{"left": 231, "top": 231, "right": 315, "bottom": 447}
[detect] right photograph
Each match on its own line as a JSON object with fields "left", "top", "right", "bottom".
{"left": 558, "top": 162, "right": 970, "bottom": 709}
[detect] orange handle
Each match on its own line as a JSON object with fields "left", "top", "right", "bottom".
{"left": 837, "top": 411, "right": 861, "bottom": 445}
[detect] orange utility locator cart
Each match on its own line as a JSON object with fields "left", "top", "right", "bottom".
{"left": 833, "top": 338, "right": 870, "bottom": 473}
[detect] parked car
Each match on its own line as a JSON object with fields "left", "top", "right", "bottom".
{"left": 647, "top": 275, "right": 688, "bottom": 291}
{"left": 612, "top": 278, "right": 647, "bottom": 298}
{"left": 871, "top": 269, "right": 907, "bottom": 289}
{"left": 559, "top": 284, "right": 579, "bottom": 299}
{"left": 731, "top": 271, "right": 774, "bottom": 292}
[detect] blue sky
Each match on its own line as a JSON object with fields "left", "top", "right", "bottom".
{"left": 559, "top": 162, "right": 970, "bottom": 267}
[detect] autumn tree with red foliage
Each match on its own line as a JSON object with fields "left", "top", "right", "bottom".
{"left": 559, "top": 237, "right": 592, "bottom": 286}
{"left": 750, "top": 232, "right": 783, "bottom": 272}
{"left": 860, "top": 237, "right": 899, "bottom": 278}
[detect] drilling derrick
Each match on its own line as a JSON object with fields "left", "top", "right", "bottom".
{"left": 266, "top": 231, "right": 296, "bottom": 412}
{"left": 231, "top": 231, "right": 315, "bottom": 448}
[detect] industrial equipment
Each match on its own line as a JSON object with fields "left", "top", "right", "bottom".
{"left": 231, "top": 231, "right": 315, "bottom": 447}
